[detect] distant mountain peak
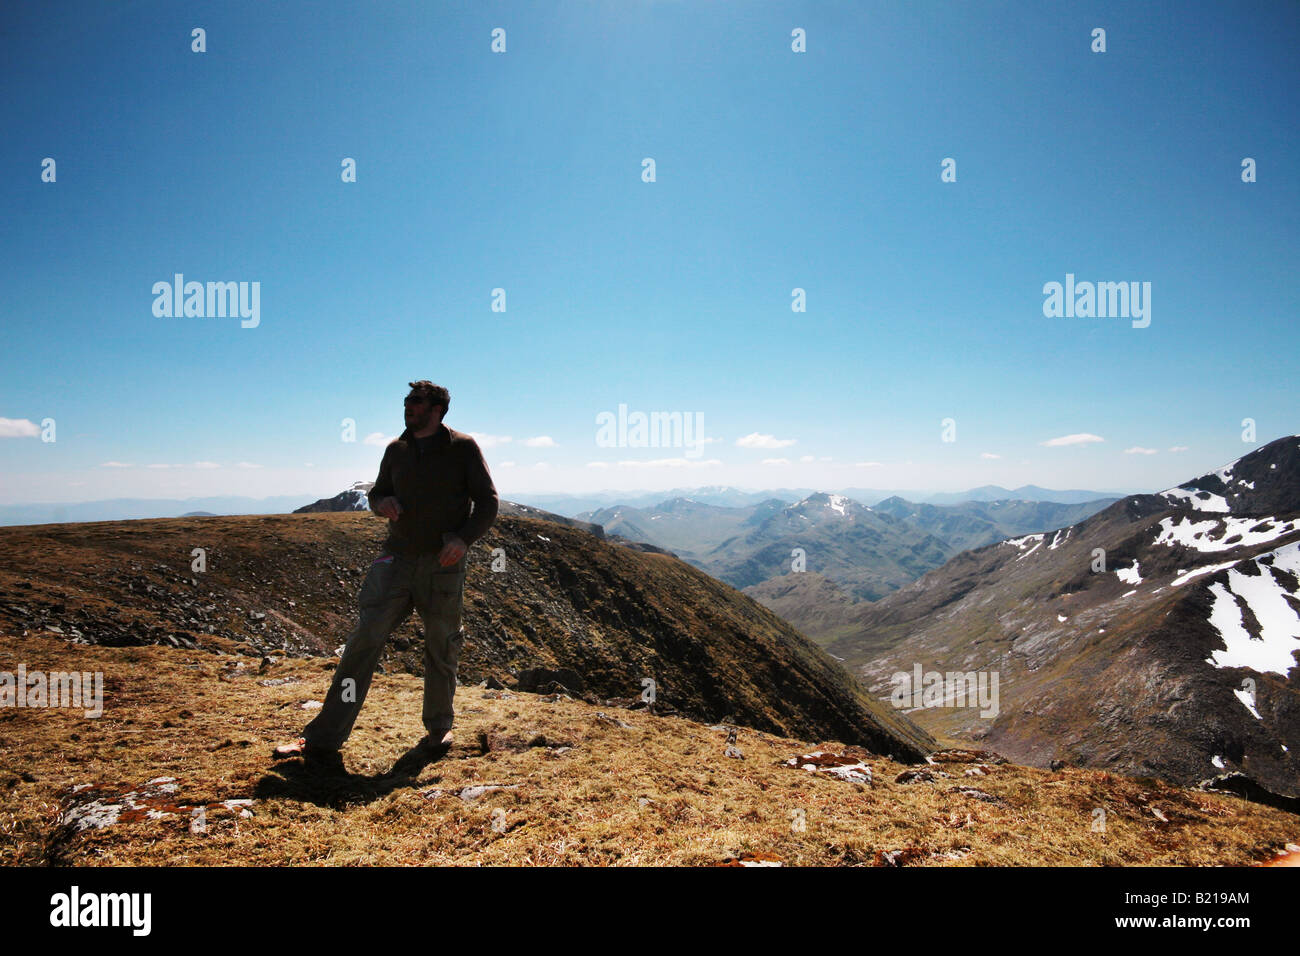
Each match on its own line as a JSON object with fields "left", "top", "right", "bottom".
{"left": 791, "top": 491, "right": 871, "bottom": 516}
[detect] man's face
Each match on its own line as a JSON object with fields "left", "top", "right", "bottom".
{"left": 404, "top": 394, "right": 442, "bottom": 430}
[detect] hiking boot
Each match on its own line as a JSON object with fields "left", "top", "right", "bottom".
{"left": 272, "top": 737, "right": 342, "bottom": 765}
{"left": 416, "top": 730, "right": 454, "bottom": 753}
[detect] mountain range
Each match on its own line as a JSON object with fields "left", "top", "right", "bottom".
{"left": 828, "top": 434, "right": 1300, "bottom": 802}
{"left": 0, "top": 483, "right": 1126, "bottom": 527}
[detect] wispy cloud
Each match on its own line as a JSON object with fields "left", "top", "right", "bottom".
{"left": 614, "top": 457, "right": 723, "bottom": 468}
{"left": 1124, "top": 446, "right": 1158, "bottom": 455}
{"left": 1040, "top": 433, "right": 1104, "bottom": 447}
{"left": 736, "top": 432, "right": 796, "bottom": 449}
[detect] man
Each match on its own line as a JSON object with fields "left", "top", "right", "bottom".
{"left": 274, "top": 380, "right": 498, "bottom": 769}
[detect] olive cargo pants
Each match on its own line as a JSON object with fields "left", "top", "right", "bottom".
{"left": 303, "top": 550, "right": 466, "bottom": 751}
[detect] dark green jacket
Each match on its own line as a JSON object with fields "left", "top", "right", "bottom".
{"left": 366, "top": 422, "right": 499, "bottom": 556}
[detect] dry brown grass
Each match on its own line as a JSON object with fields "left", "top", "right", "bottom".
{"left": 1, "top": 632, "right": 1297, "bottom": 867}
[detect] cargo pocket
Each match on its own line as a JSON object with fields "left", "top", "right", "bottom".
{"left": 426, "top": 570, "right": 464, "bottom": 631}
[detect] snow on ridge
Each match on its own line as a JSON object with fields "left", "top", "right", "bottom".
{"left": 1116, "top": 560, "right": 1142, "bottom": 585}
{"left": 1159, "top": 486, "right": 1231, "bottom": 513}
{"left": 828, "top": 494, "right": 849, "bottom": 516}
{"left": 1203, "top": 540, "right": 1300, "bottom": 675}
{"left": 1171, "top": 558, "right": 1243, "bottom": 587}
{"left": 1017, "top": 540, "right": 1044, "bottom": 560}
{"left": 1153, "top": 514, "right": 1300, "bottom": 553}
{"left": 1004, "top": 532, "right": 1045, "bottom": 549}
{"left": 1212, "top": 462, "right": 1237, "bottom": 485}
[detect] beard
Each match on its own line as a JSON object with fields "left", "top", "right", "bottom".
{"left": 407, "top": 409, "right": 434, "bottom": 431}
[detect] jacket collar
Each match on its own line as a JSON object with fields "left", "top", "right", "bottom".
{"left": 398, "top": 421, "right": 450, "bottom": 446}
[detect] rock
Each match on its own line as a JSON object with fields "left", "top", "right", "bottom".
{"left": 950, "top": 786, "right": 1003, "bottom": 804}
{"left": 929, "top": 749, "right": 1009, "bottom": 765}
{"left": 57, "top": 777, "right": 255, "bottom": 832}
{"left": 421, "top": 783, "right": 519, "bottom": 803}
{"left": 876, "top": 847, "right": 927, "bottom": 867}
{"left": 595, "top": 712, "right": 633, "bottom": 729}
{"left": 716, "top": 851, "right": 783, "bottom": 867}
{"left": 896, "top": 768, "right": 951, "bottom": 784}
{"left": 785, "top": 751, "right": 872, "bottom": 785}
{"left": 515, "top": 667, "right": 584, "bottom": 695}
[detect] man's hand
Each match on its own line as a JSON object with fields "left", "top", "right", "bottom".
{"left": 438, "top": 535, "right": 467, "bottom": 567}
{"left": 374, "top": 496, "right": 403, "bottom": 521}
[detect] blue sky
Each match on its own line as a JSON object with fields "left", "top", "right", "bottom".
{"left": 2, "top": 0, "right": 1297, "bottom": 506}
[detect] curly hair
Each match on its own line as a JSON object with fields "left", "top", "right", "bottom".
{"left": 407, "top": 380, "right": 449, "bottom": 417}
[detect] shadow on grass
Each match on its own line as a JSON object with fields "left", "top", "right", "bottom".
{"left": 253, "top": 739, "right": 455, "bottom": 808}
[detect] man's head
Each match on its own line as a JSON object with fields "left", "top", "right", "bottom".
{"left": 404, "top": 380, "right": 449, "bottom": 433}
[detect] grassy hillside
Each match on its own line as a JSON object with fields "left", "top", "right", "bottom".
{"left": 2, "top": 632, "right": 1296, "bottom": 866}
{"left": 0, "top": 511, "right": 934, "bottom": 761}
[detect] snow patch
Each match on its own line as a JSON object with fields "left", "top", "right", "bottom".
{"left": 1153, "top": 514, "right": 1300, "bottom": 553}
{"left": 1234, "top": 688, "right": 1262, "bottom": 720}
{"left": 1116, "top": 561, "right": 1142, "bottom": 585}
{"left": 1171, "top": 558, "right": 1243, "bottom": 587}
{"left": 1203, "top": 541, "right": 1300, "bottom": 675}
{"left": 1160, "top": 486, "right": 1230, "bottom": 513}
{"left": 1005, "top": 533, "right": 1045, "bottom": 561}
